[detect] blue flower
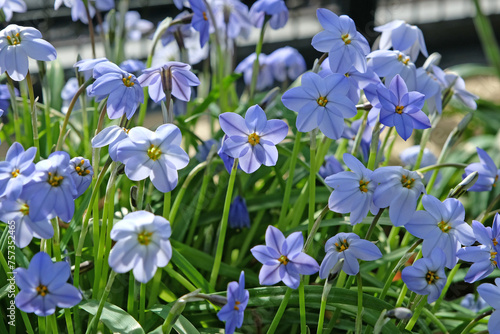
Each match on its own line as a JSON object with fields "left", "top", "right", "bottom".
{"left": 0, "top": 142, "right": 36, "bottom": 200}
{"left": 375, "top": 75, "right": 430, "bottom": 141}
{"left": 0, "top": 24, "right": 57, "bottom": 81}
{"left": 54, "top": 0, "right": 95, "bottom": 24}
{"left": 457, "top": 216, "right": 500, "bottom": 282}
{"left": 325, "top": 154, "right": 377, "bottom": 225}
{"left": 460, "top": 293, "right": 488, "bottom": 313}
{"left": 267, "top": 47, "right": 306, "bottom": 82}
{"left": 61, "top": 77, "right": 83, "bottom": 114}
{"left": 74, "top": 57, "right": 109, "bottom": 80}
{"left": 235, "top": 53, "right": 274, "bottom": 91}
{"left": 320, "top": 232, "right": 382, "bottom": 278}
{"left": 0, "top": 84, "right": 19, "bottom": 112}
{"left": 367, "top": 50, "right": 417, "bottom": 90}
{"left": 281, "top": 72, "right": 357, "bottom": 139}
{"left": 211, "top": 0, "right": 252, "bottom": 41}
{"left": 116, "top": 124, "right": 190, "bottom": 193}
{"left": 229, "top": 196, "right": 250, "bottom": 229}
{"left": 405, "top": 195, "right": 474, "bottom": 269}
{"left": 14, "top": 252, "right": 82, "bottom": 316}
{"left": 68, "top": 157, "right": 93, "bottom": 198}
{"left": 0, "top": 0, "right": 27, "bottom": 22}
{"left": 374, "top": 20, "right": 428, "bottom": 61}
{"left": 312, "top": 9, "right": 370, "bottom": 74}
{"left": 341, "top": 119, "right": 376, "bottom": 162}
{"left": 189, "top": 0, "right": 211, "bottom": 47}
{"left": 0, "top": 195, "right": 53, "bottom": 248}
{"left": 218, "top": 135, "right": 238, "bottom": 174}
{"left": 217, "top": 271, "right": 249, "bottom": 334}
{"left": 462, "top": 147, "right": 500, "bottom": 192}
{"left": 319, "top": 155, "right": 344, "bottom": 179}
{"left": 416, "top": 67, "right": 442, "bottom": 114}
{"left": 91, "top": 125, "right": 130, "bottom": 161}
{"left": 431, "top": 65, "right": 478, "bottom": 110}
{"left": 119, "top": 59, "right": 146, "bottom": 74}
{"left": 108, "top": 211, "right": 173, "bottom": 283}
{"left": 401, "top": 247, "right": 447, "bottom": 303}
{"left": 219, "top": 105, "right": 288, "bottom": 174}
{"left": 22, "top": 151, "right": 77, "bottom": 222}
{"left": 160, "top": 11, "right": 194, "bottom": 46}
{"left": 249, "top": 0, "right": 288, "bottom": 30}
{"left": 477, "top": 278, "right": 500, "bottom": 333}
{"left": 87, "top": 62, "right": 144, "bottom": 120}
{"left": 138, "top": 61, "right": 200, "bottom": 102}
{"left": 195, "top": 139, "right": 219, "bottom": 162}
{"left": 93, "top": 0, "right": 114, "bottom": 11}
{"left": 400, "top": 145, "right": 440, "bottom": 183}
{"left": 250, "top": 225, "right": 319, "bottom": 289}
{"left": 98, "top": 11, "right": 154, "bottom": 41}
{"left": 371, "top": 166, "right": 425, "bottom": 227}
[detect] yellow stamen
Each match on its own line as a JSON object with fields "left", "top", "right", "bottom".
{"left": 359, "top": 180, "right": 370, "bottom": 193}
{"left": 47, "top": 172, "right": 64, "bottom": 187}
{"left": 122, "top": 75, "right": 135, "bottom": 87}
{"left": 401, "top": 175, "right": 414, "bottom": 189}
{"left": 20, "top": 203, "right": 29, "bottom": 216}
{"left": 147, "top": 144, "right": 162, "bottom": 161}
{"left": 203, "top": 11, "right": 208, "bottom": 21}
{"left": 248, "top": 133, "right": 260, "bottom": 146}
{"left": 395, "top": 105, "right": 404, "bottom": 114}
{"left": 137, "top": 231, "right": 153, "bottom": 245}
{"left": 36, "top": 284, "right": 48, "bottom": 297}
{"left": 341, "top": 33, "right": 351, "bottom": 45}
{"left": 317, "top": 96, "right": 328, "bottom": 107}
{"left": 425, "top": 270, "right": 439, "bottom": 284}
{"left": 335, "top": 239, "right": 349, "bottom": 252}
{"left": 278, "top": 255, "right": 289, "bottom": 265}
{"left": 437, "top": 220, "right": 452, "bottom": 233}
{"left": 11, "top": 169, "right": 20, "bottom": 178}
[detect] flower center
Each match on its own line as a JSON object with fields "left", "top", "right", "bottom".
{"left": 359, "top": 180, "right": 370, "bottom": 193}
{"left": 397, "top": 53, "right": 410, "bottom": 65}
{"left": 147, "top": 145, "right": 162, "bottom": 161}
{"left": 36, "top": 284, "right": 49, "bottom": 297}
{"left": 11, "top": 169, "right": 20, "bottom": 178}
{"left": 335, "top": 239, "right": 349, "bottom": 252}
{"left": 203, "top": 11, "right": 208, "bottom": 21}
{"left": 491, "top": 251, "right": 498, "bottom": 266}
{"left": 278, "top": 255, "right": 289, "bottom": 265}
{"left": 20, "top": 203, "right": 29, "bottom": 216}
{"left": 341, "top": 33, "right": 351, "bottom": 45}
{"left": 400, "top": 175, "right": 415, "bottom": 189}
{"left": 317, "top": 96, "right": 328, "bottom": 107}
{"left": 344, "top": 72, "right": 350, "bottom": 77}
{"left": 75, "top": 159, "right": 90, "bottom": 176}
{"left": 6, "top": 32, "right": 21, "bottom": 46}
{"left": 234, "top": 300, "right": 241, "bottom": 310}
{"left": 122, "top": 75, "right": 135, "bottom": 87}
{"left": 425, "top": 270, "right": 439, "bottom": 285}
{"left": 493, "top": 238, "right": 498, "bottom": 246}
{"left": 437, "top": 220, "right": 452, "bottom": 233}
{"left": 47, "top": 172, "right": 64, "bottom": 187}
{"left": 248, "top": 133, "right": 260, "bottom": 146}
{"left": 123, "top": 127, "right": 130, "bottom": 134}
{"left": 395, "top": 105, "right": 404, "bottom": 114}
{"left": 494, "top": 175, "right": 499, "bottom": 187}
{"left": 137, "top": 231, "right": 153, "bottom": 245}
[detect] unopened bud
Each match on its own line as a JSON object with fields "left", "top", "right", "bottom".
{"left": 423, "top": 52, "right": 441, "bottom": 71}
{"left": 327, "top": 258, "right": 344, "bottom": 283}
{"left": 386, "top": 307, "right": 413, "bottom": 320}
{"left": 448, "top": 171, "right": 478, "bottom": 199}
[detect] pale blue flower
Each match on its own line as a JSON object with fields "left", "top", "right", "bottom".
{"left": 477, "top": 278, "right": 500, "bottom": 333}
{"left": 249, "top": 0, "right": 288, "bottom": 30}
{"left": 374, "top": 20, "right": 428, "bottom": 61}
{"left": 0, "top": 142, "right": 36, "bottom": 200}
{"left": 0, "top": 0, "right": 27, "bottom": 22}
{"left": 463, "top": 147, "right": 500, "bottom": 192}
{"left": 68, "top": 157, "right": 93, "bottom": 198}
{"left": 217, "top": 271, "right": 249, "bottom": 334}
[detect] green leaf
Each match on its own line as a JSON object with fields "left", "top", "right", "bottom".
{"left": 171, "top": 247, "right": 214, "bottom": 293}
{"left": 79, "top": 299, "right": 145, "bottom": 334}
{"left": 149, "top": 303, "right": 201, "bottom": 334}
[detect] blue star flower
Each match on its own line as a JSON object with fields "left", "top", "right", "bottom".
{"left": 219, "top": 105, "right": 288, "bottom": 174}
{"left": 367, "top": 50, "right": 417, "bottom": 90}
{"left": 267, "top": 46, "right": 306, "bottom": 82}
{"left": 0, "top": 194, "right": 53, "bottom": 248}
{"left": 281, "top": 72, "right": 357, "bottom": 139}
{"left": 249, "top": 0, "right": 288, "bottom": 30}
{"left": 477, "top": 278, "right": 500, "bottom": 333}
{"left": 401, "top": 247, "right": 447, "bottom": 303}
{"left": 431, "top": 65, "right": 478, "bottom": 110}
{"left": 68, "top": 157, "right": 93, "bottom": 198}
{"left": 325, "top": 154, "right": 378, "bottom": 225}
{"left": 374, "top": 20, "right": 428, "bottom": 61}
{"left": 0, "top": 0, "right": 27, "bottom": 22}
{"left": 0, "top": 142, "right": 36, "bottom": 200}
{"left": 416, "top": 67, "right": 442, "bottom": 114}
{"left": 54, "top": 0, "right": 95, "bottom": 24}
{"left": 405, "top": 195, "right": 474, "bottom": 269}
{"left": 371, "top": 166, "right": 425, "bottom": 227}
{"left": 119, "top": 59, "right": 146, "bottom": 74}
{"left": 235, "top": 53, "right": 274, "bottom": 91}
{"left": 375, "top": 74, "right": 430, "bottom": 141}
{"left": 320, "top": 232, "right": 382, "bottom": 278}
{"left": 251, "top": 225, "right": 319, "bottom": 289}
{"left": 0, "top": 24, "right": 57, "bottom": 81}
{"left": 116, "top": 124, "right": 189, "bottom": 193}
{"left": 400, "top": 145, "right": 440, "bottom": 183}
{"left": 319, "top": 155, "right": 344, "bottom": 179}
{"left": 341, "top": 119, "right": 377, "bottom": 162}
{"left": 138, "top": 61, "right": 200, "bottom": 102}
{"left": 87, "top": 62, "right": 144, "bottom": 120}
{"left": 462, "top": 147, "right": 500, "bottom": 192}
{"left": 14, "top": 252, "right": 82, "bottom": 316}
{"left": 457, "top": 215, "right": 500, "bottom": 282}
{"left": 195, "top": 139, "right": 219, "bottom": 162}
{"left": 160, "top": 10, "right": 194, "bottom": 46}
{"left": 22, "top": 151, "right": 77, "bottom": 222}
{"left": 91, "top": 125, "right": 130, "bottom": 161}
{"left": 217, "top": 271, "right": 249, "bottom": 334}
{"left": 460, "top": 293, "right": 488, "bottom": 313}
{"left": 211, "top": 0, "right": 252, "bottom": 41}
{"left": 189, "top": 0, "right": 211, "bottom": 47}
{"left": 228, "top": 196, "right": 250, "bottom": 229}
{"left": 0, "top": 84, "right": 19, "bottom": 112}
{"left": 312, "top": 9, "right": 370, "bottom": 74}
{"left": 108, "top": 211, "right": 172, "bottom": 283}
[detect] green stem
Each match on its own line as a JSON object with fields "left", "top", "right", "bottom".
{"left": 249, "top": 18, "right": 268, "bottom": 103}
{"left": 6, "top": 76, "right": 22, "bottom": 144}
{"left": 375, "top": 127, "right": 393, "bottom": 167}
{"left": 147, "top": 270, "right": 163, "bottom": 308}
{"left": 364, "top": 208, "right": 384, "bottom": 240}
{"left": 277, "top": 131, "right": 303, "bottom": 230}
{"left": 414, "top": 114, "right": 440, "bottom": 170}
{"left": 139, "top": 283, "right": 146, "bottom": 324}
{"left": 267, "top": 288, "right": 293, "bottom": 334}
{"left": 299, "top": 280, "right": 307, "bottom": 334}
{"left": 26, "top": 72, "right": 39, "bottom": 161}
{"left": 127, "top": 273, "right": 136, "bottom": 318}
{"left": 86, "top": 271, "right": 117, "bottom": 334}
{"left": 382, "top": 131, "right": 397, "bottom": 167}
{"left": 163, "top": 192, "right": 171, "bottom": 220}
{"left": 170, "top": 162, "right": 207, "bottom": 223}
{"left": 405, "top": 295, "right": 427, "bottom": 331}
{"left": 459, "top": 309, "right": 493, "bottom": 334}
{"left": 209, "top": 158, "right": 239, "bottom": 287}
{"left": 309, "top": 130, "right": 317, "bottom": 233}
{"left": 304, "top": 205, "right": 329, "bottom": 253}
{"left": 186, "top": 161, "right": 213, "bottom": 245}
{"left": 234, "top": 209, "right": 265, "bottom": 266}
{"left": 351, "top": 111, "right": 368, "bottom": 157}
{"left": 356, "top": 273, "right": 363, "bottom": 334}
{"left": 317, "top": 279, "right": 332, "bottom": 334}
{"left": 416, "top": 163, "right": 467, "bottom": 174}
{"left": 431, "top": 263, "right": 460, "bottom": 313}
